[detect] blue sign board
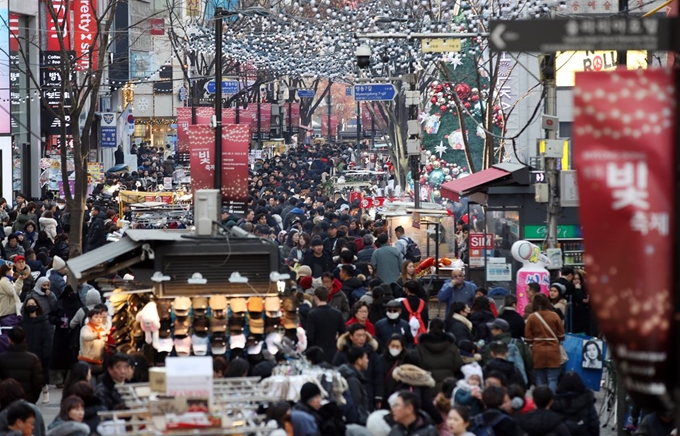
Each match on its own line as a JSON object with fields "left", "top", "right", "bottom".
{"left": 297, "top": 89, "right": 315, "bottom": 99}
{"left": 206, "top": 80, "right": 239, "bottom": 95}
{"left": 100, "top": 112, "right": 117, "bottom": 148}
{"left": 345, "top": 87, "right": 352, "bottom": 96}
{"left": 353, "top": 84, "right": 397, "bottom": 101}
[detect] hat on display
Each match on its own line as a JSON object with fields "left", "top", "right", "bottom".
{"left": 174, "top": 336, "right": 192, "bottom": 356}
{"left": 297, "top": 266, "right": 312, "bottom": 278}
{"left": 211, "top": 333, "right": 227, "bottom": 355}
{"left": 230, "top": 298, "right": 247, "bottom": 314}
{"left": 209, "top": 295, "right": 228, "bottom": 312}
{"left": 211, "top": 316, "right": 228, "bottom": 333}
{"left": 247, "top": 341, "right": 264, "bottom": 355}
{"left": 156, "top": 300, "right": 173, "bottom": 321}
{"left": 174, "top": 317, "right": 190, "bottom": 336}
{"left": 191, "top": 334, "right": 210, "bottom": 356}
{"left": 192, "top": 297, "right": 208, "bottom": 317}
{"left": 230, "top": 333, "right": 247, "bottom": 350}
{"left": 155, "top": 337, "right": 174, "bottom": 353}
{"left": 193, "top": 317, "right": 210, "bottom": 335}
{"left": 249, "top": 317, "right": 265, "bottom": 334}
{"left": 247, "top": 297, "right": 264, "bottom": 313}
{"left": 158, "top": 320, "right": 173, "bottom": 339}
{"left": 173, "top": 297, "right": 192, "bottom": 317}
{"left": 264, "top": 296, "right": 280, "bottom": 312}
{"left": 265, "top": 332, "right": 283, "bottom": 354}
{"left": 229, "top": 316, "right": 246, "bottom": 333}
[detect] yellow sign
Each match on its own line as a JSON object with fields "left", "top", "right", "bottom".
{"left": 119, "top": 191, "right": 174, "bottom": 204}
{"left": 556, "top": 51, "right": 648, "bottom": 87}
{"left": 421, "top": 39, "right": 461, "bottom": 53}
{"left": 538, "top": 139, "right": 570, "bottom": 170}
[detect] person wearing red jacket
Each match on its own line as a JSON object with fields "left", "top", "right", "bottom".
{"left": 346, "top": 301, "right": 376, "bottom": 335}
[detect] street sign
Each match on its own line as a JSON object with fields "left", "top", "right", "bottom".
{"left": 345, "top": 87, "right": 352, "bottom": 96}
{"left": 489, "top": 17, "right": 677, "bottom": 52}
{"left": 297, "top": 89, "right": 315, "bottom": 98}
{"left": 205, "top": 79, "right": 239, "bottom": 95}
{"left": 353, "top": 84, "right": 397, "bottom": 102}
{"left": 421, "top": 38, "right": 461, "bottom": 52}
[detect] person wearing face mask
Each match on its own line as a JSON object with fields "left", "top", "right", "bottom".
{"left": 20, "top": 298, "right": 52, "bottom": 403}
{"left": 49, "top": 286, "right": 81, "bottom": 388}
{"left": 23, "top": 278, "right": 56, "bottom": 317}
{"left": 380, "top": 334, "right": 407, "bottom": 402}
{"left": 374, "top": 300, "right": 414, "bottom": 348}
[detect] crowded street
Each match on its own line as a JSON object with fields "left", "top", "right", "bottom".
{"left": 0, "top": 0, "right": 678, "bottom": 434}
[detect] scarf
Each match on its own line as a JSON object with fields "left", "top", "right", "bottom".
{"left": 453, "top": 313, "right": 473, "bottom": 331}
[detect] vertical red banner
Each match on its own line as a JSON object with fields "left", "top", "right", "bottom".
{"left": 221, "top": 125, "right": 250, "bottom": 215}
{"left": 239, "top": 106, "right": 257, "bottom": 133}
{"left": 195, "top": 107, "right": 213, "bottom": 125}
{"left": 289, "top": 103, "right": 300, "bottom": 129}
{"left": 573, "top": 69, "right": 675, "bottom": 407}
{"left": 73, "top": 0, "right": 97, "bottom": 70}
{"left": 9, "top": 14, "right": 18, "bottom": 51}
{"left": 259, "top": 103, "right": 272, "bottom": 133}
{"left": 188, "top": 125, "right": 215, "bottom": 193}
{"left": 175, "top": 107, "right": 191, "bottom": 153}
{"left": 321, "top": 115, "right": 338, "bottom": 137}
{"left": 222, "top": 108, "right": 236, "bottom": 124}
{"left": 46, "top": 0, "right": 71, "bottom": 51}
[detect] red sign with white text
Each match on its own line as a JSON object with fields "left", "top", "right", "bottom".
{"left": 188, "top": 124, "right": 215, "bottom": 193}
{"left": 9, "top": 14, "right": 19, "bottom": 51}
{"left": 73, "top": 0, "right": 97, "bottom": 70}
{"left": 220, "top": 124, "right": 250, "bottom": 215}
{"left": 349, "top": 192, "right": 362, "bottom": 204}
{"left": 320, "top": 115, "right": 338, "bottom": 137}
{"left": 176, "top": 107, "right": 191, "bottom": 153}
{"left": 573, "top": 69, "right": 675, "bottom": 408}
{"left": 46, "top": 0, "right": 71, "bottom": 51}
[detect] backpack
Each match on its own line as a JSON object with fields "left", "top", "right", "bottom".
{"left": 469, "top": 413, "right": 508, "bottom": 436}
{"left": 401, "top": 236, "right": 422, "bottom": 262}
{"left": 402, "top": 299, "right": 427, "bottom": 343}
{"left": 506, "top": 339, "right": 528, "bottom": 385}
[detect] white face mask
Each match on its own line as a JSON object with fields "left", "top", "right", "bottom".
{"left": 389, "top": 348, "right": 402, "bottom": 357}
{"left": 57, "top": 204, "right": 65, "bottom": 210}
{"left": 386, "top": 311, "right": 400, "bottom": 320}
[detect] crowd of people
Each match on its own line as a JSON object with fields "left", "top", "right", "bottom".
{"left": 0, "top": 142, "right": 671, "bottom": 436}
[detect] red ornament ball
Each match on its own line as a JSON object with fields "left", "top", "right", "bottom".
{"left": 471, "top": 94, "right": 479, "bottom": 102}
{"left": 454, "top": 83, "right": 471, "bottom": 100}
{"left": 440, "top": 105, "right": 448, "bottom": 112}
{"left": 435, "top": 84, "right": 444, "bottom": 93}
{"left": 426, "top": 165, "right": 433, "bottom": 172}
{"left": 431, "top": 96, "right": 438, "bottom": 104}
{"left": 464, "top": 102, "right": 471, "bottom": 109}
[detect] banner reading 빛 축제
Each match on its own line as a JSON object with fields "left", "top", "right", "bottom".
{"left": 573, "top": 69, "right": 675, "bottom": 407}
{"left": 176, "top": 107, "right": 191, "bottom": 153}
{"left": 220, "top": 124, "right": 250, "bottom": 215}
{"left": 188, "top": 124, "right": 215, "bottom": 193}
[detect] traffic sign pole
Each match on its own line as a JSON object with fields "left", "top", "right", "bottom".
{"left": 353, "top": 84, "right": 397, "bottom": 101}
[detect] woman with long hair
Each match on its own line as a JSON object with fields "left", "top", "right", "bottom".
{"left": 50, "top": 233, "right": 70, "bottom": 261}
{"left": 524, "top": 294, "right": 565, "bottom": 392}
{"left": 47, "top": 396, "right": 90, "bottom": 436}
{"left": 63, "top": 362, "right": 91, "bottom": 397}
{"left": 64, "top": 381, "right": 106, "bottom": 434}
{"left": 281, "top": 229, "right": 299, "bottom": 260}
{"left": 380, "top": 334, "right": 407, "bottom": 400}
{"left": 572, "top": 269, "right": 594, "bottom": 336}
{"left": 416, "top": 318, "right": 464, "bottom": 391}
{"left": 394, "top": 260, "right": 426, "bottom": 299}
{"left": 468, "top": 296, "right": 495, "bottom": 343}
{"left": 287, "top": 232, "right": 310, "bottom": 266}
{"left": 445, "top": 302, "right": 475, "bottom": 345}
{"left": 548, "top": 283, "right": 567, "bottom": 320}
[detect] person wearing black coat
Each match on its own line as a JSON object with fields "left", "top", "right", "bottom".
{"left": 49, "top": 285, "right": 81, "bottom": 378}
{"left": 518, "top": 386, "right": 570, "bottom": 436}
{"left": 19, "top": 298, "right": 52, "bottom": 392}
{"left": 49, "top": 235, "right": 70, "bottom": 261}
{"left": 374, "top": 300, "right": 414, "bottom": 348}
{"left": 0, "top": 327, "right": 43, "bottom": 403}
{"left": 379, "top": 334, "right": 407, "bottom": 401}
{"left": 468, "top": 296, "right": 495, "bottom": 343}
{"left": 85, "top": 207, "right": 106, "bottom": 253}
{"left": 551, "top": 372, "right": 600, "bottom": 436}
{"left": 445, "top": 302, "right": 475, "bottom": 345}
{"left": 415, "top": 319, "right": 464, "bottom": 392}
{"left": 305, "top": 287, "right": 346, "bottom": 364}
{"left": 475, "top": 385, "right": 525, "bottom": 436}
{"left": 497, "top": 295, "right": 526, "bottom": 340}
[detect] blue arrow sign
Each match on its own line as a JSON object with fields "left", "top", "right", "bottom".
{"left": 297, "top": 89, "right": 315, "bottom": 99}
{"left": 206, "top": 80, "right": 239, "bottom": 95}
{"left": 353, "top": 84, "right": 397, "bottom": 101}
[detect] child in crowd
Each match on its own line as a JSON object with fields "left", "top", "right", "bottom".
{"left": 453, "top": 362, "right": 484, "bottom": 416}
{"left": 434, "top": 377, "right": 457, "bottom": 436}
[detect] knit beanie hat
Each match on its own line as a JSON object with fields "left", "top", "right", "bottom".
{"left": 300, "top": 382, "right": 321, "bottom": 403}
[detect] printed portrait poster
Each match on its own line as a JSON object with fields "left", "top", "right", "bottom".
{"left": 582, "top": 339, "right": 604, "bottom": 370}
{"left": 573, "top": 69, "right": 675, "bottom": 407}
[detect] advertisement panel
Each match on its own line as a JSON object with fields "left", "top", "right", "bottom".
{"left": 468, "top": 233, "right": 493, "bottom": 267}
{"left": 220, "top": 124, "right": 250, "bottom": 215}
{"left": 100, "top": 112, "right": 117, "bottom": 147}
{"left": 45, "top": 0, "right": 70, "bottom": 51}
{"left": 0, "top": 1, "right": 11, "bottom": 134}
{"left": 289, "top": 102, "right": 300, "bottom": 132}
{"left": 320, "top": 115, "right": 338, "bottom": 137}
{"left": 556, "top": 50, "right": 647, "bottom": 87}
{"left": 573, "top": 69, "right": 674, "bottom": 407}
{"left": 73, "top": 0, "right": 97, "bottom": 70}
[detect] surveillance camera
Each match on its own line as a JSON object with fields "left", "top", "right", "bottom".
{"left": 355, "top": 44, "right": 372, "bottom": 69}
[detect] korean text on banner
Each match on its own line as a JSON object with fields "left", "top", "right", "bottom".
{"left": 175, "top": 107, "right": 191, "bottom": 153}
{"left": 188, "top": 124, "right": 215, "bottom": 194}
{"left": 573, "top": 69, "right": 675, "bottom": 408}
{"left": 46, "top": 0, "right": 71, "bottom": 51}
{"left": 221, "top": 125, "right": 250, "bottom": 215}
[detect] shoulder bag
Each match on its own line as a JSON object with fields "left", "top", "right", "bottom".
{"left": 534, "top": 312, "right": 569, "bottom": 364}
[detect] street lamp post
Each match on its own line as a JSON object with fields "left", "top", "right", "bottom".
{"left": 214, "top": 7, "right": 224, "bottom": 191}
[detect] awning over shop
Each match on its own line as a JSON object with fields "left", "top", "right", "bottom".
{"left": 440, "top": 163, "right": 529, "bottom": 201}
{"left": 67, "top": 237, "right": 143, "bottom": 281}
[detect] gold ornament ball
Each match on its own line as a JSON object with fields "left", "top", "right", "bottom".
{"left": 433, "top": 189, "right": 441, "bottom": 198}
{"left": 432, "top": 161, "right": 441, "bottom": 169}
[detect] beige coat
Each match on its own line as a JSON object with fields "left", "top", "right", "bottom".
{"left": 0, "top": 276, "right": 20, "bottom": 317}
{"left": 78, "top": 323, "right": 107, "bottom": 365}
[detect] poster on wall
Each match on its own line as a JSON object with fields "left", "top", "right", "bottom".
{"left": 73, "top": 0, "right": 97, "bottom": 70}
{"left": 573, "top": 69, "right": 674, "bottom": 407}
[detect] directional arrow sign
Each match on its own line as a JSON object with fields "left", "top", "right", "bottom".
{"left": 489, "top": 17, "right": 677, "bottom": 52}
{"left": 206, "top": 80, "right": 239, "bottom": 95}
{"left": 353, "top": 84, "right": 397, "bottom": 102}
{"left": 297, "top": 89, "right": 315, "bottom": 98}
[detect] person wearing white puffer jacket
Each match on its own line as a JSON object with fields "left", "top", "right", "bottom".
{"left": 38, "top": 212, "right": 58, "bottom": 242}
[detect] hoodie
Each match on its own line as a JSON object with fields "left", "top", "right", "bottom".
{"left": 39, "top": 217, "right": 58, "bottom": 242}
{"left": 551, "top": 391, "right": 599, "bottom": 436}
{"left": 340, "top": 277, "right": 367, "bottom": 307}
{"left": 416, "top": 332, "right": 464, "bottom": 391}
{"left": 483, "top": 357, "right": 526, "bottom": 388}
{"left": 333, "top": 331, "right": 383, "bottom": 404}
{"left": 24, "top": 277, "right": 57, "bottom": 315}
{"left": 70, "top": 288, "right": 102, "bottom": 329}
{"left": 338, "top": 364, "right": 369, "bottom": 425}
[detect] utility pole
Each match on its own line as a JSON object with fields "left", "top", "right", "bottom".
{"left": 541, "top": 53, "right": 558, "bottom": 249}
{"left": 214, "top": 8, "right": 224, "bottom": 191}
{"left": 356, "top": 101, "right": 361, "bottom": 147}
{"left": 327, "top": 82, "right": 332, "bottom": 144}
{"left": 405, "top": 72, "right": 421, "bottom": 209}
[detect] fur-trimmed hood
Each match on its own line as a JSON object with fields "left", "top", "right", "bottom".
{"left": 392, "top": 364, "right": 436, "bottom": 388}
{"left": 47, "top": 420, "right": 90, "bottom": 436}
{"left": 337, "top": 331, "right": 379, "bottom": 351}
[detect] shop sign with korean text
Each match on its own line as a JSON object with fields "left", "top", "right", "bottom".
{"left": 573, "top": 69, "right": 674, "bottom": 408}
